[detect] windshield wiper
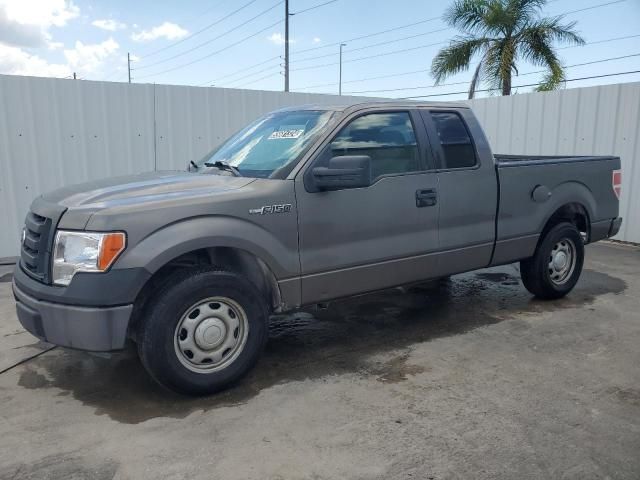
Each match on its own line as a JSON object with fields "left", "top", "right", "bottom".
{"left": 204, "top": 160, "right": 242, "bottom": 177}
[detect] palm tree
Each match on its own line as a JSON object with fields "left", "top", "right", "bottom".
{"left": 431, "top": 0, "right": 585, "bottom": 98}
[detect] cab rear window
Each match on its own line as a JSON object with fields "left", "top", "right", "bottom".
{"left": 430, "top": 112, "right": 477, "bottom": 169}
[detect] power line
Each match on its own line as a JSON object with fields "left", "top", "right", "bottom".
{"left": 138, "top": 0, "right": 260, "bottom": 60}
{"left": 403, "top": 70, "right": 640, "bottom": 99}
{"left": 295, "top": 68, "right": 432, "bottom": 90}
{"left": 223, "top": 63, "right": 283, "bottom": 86}
{"left": 291, "top": 39, "right": 448, "bottom": 72}
{"left": 291, "top": 0, "right": 340, "bottom": 15}
{"left": 343, "top": 53, "right": 640, "bottom": 94}
{"left": 200, "top": 56, "right": 282, "bottom": 85}
{"left": 135, "top": 1, "right": 283, "bottom": 70}
{"left": 561, "top": 0, "right": 626, "bottom": 15}
{"left": 135, "top": 18, "right": 284, "bottom": 80}
{"left": 292, "top": 16, "right": 442, "bottom": 56}
{"left": 235, "top": 71, "right": 283, "bottom": 88}
{"left": 292, "top": 26, "right": 451, "bottom": 65}
{"left": 558, "top": 33, "right": 640, "bottom": 50}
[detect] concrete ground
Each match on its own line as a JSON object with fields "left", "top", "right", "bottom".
{"left": 0, "top": 242, "right": 638, "bottom": 480}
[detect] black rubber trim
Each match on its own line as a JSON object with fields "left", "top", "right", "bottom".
{"left": 609, "top": 217, "right": 622, "bottom": 237}
{"left": 12, "top": 263, "right": 150, "bottom": 307}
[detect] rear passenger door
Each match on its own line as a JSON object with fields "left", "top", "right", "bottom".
{"left": 420, "top": 109, "right": 497, "bottom": 273}
{"left": 295, "top": 109, "right": 440, "bottom": 304}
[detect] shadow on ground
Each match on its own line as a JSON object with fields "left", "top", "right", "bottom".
{"left": 17, "top": 267, "right": 625, "bottom": 424}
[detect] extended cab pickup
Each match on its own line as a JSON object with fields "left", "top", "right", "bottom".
{"left": 13, "top": 101, "right": 622, "bottom": 395}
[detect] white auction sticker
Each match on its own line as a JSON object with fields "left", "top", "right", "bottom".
{"left": 268, "top": 129, "right": 304, "bottom": 140}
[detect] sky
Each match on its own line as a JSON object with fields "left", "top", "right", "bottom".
{"left": 0, "top": 0, "right": 639, "bottom": 100}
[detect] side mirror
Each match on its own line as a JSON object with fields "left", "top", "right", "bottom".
{"left": 312, "top": 155, "right": 372, "bottom": 191}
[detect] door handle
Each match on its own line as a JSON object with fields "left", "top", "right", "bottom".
{"left": 416, "top": 188, "right": 437, "bottom": 208}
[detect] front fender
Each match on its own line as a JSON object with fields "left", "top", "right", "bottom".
{"left": 116, "top": 216, "right": 299, "bottom": 279}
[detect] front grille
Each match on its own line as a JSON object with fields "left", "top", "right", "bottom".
{"left": 20, "top": 211, "right": 53, "bottom": 282}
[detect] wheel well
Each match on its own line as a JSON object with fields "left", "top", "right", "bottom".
{"left": 127, "top": 247, "right": 282, "bottom": 342}
{"left": 542, "top": 203, "right": 590, "bottom": 242}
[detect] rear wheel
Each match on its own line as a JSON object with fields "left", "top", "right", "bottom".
{"left": 137, "top": 268, "right": 268, "bottom": 395}
{"left": 520, "top": 222, "right": 584, "bottom": 299}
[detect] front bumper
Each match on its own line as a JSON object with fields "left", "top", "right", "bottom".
{"left": 13, "top": 281, "right": 132, "bottom": 352}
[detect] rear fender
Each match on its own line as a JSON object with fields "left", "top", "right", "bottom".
{"left": 537, "top": 181, "right": 597, "bottom": 234}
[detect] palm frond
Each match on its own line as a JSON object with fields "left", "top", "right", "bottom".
{"left": 510, "top": 0, "right": 546, "bottom": 31}
{"left": 444, "top": 0, "right": 491, "bottom": 34}
{"left": 430, "top": 36, "right": 493, "bottom": 84}
{"left": 536, "top": 68, "right": 565, "bottom": 91}
{"left": 521, "top": 16, "right": 585, "bottom": 47}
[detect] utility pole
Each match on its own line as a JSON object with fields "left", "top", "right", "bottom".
{"left": 127, "top": 52, "right": 131, "bottom": 83}
{"left": 339, "top": 43, "right": 346, "bottom": 95}
{"left": 284, "top": 0, "right": 289, "bottom": 92}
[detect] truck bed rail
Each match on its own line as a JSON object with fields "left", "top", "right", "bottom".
{"left": 495, "top": 154, "right": 619, "bottom": 167}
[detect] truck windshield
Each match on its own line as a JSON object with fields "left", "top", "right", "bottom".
{"left": 196, "top": 110, "right": 335, "bottom": 178}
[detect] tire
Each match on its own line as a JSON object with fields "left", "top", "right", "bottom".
{"left": 520, "top": 222, "right": 585, "bottom": 300}
{"left": 137, "top": 267, "right": 269, "bottom": 395}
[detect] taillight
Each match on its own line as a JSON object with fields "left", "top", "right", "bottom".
{"left": 612, "top": 169, "right": 622, "bottom": 199}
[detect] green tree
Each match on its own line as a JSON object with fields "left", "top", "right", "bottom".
{"left": 431, "top": 0, "right": 585, "bottom": 98}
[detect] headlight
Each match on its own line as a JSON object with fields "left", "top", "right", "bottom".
{"left": 52, "top": 230, "right": 126, "bottom": 286}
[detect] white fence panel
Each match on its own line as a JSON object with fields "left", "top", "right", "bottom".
{"left": 0, "top": 75, "right": 156, "bottom": 258}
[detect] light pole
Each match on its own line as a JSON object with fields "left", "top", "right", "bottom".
{"left": 339, "top": 43, "right": 346, "bottom": 95}
{"left": 284, "top": 0, "right": 290, "bottom": 92}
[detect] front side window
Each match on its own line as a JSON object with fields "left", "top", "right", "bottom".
{"left": 328, "top": 112, "right": 419, "bottom": 180}
{"left": 430, "top": 111, "right": 477, "bottom": 169}
{"left": 197, "top": 110, "right": 334, "bottom": 178}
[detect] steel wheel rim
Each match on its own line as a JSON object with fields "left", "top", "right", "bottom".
{"left": 174, "top": 296, "right": 249, "bottom": 373}
{"left": 548, "top": 238, "right": 576, "bottom": 285}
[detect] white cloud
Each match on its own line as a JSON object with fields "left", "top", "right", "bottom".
{"left": 131, "top": 22, "right": 188, "bottom": 42}
{"left": 0, "top": 43, "right": 70, "bottom": 77}
{"left": 0, "top": 2, "right": 121, "bottom": 79}
{"left": 267, "top": 32, "right": 295, "bottom": 45}
{"left": 313, "top": 37, "right": 321, "bottom": 44}
{"left": 92, "top": 19, "right": 126, "bottom": 31}
{"left": 0, "top": 0, "right": 79, "bottom": 48}
{"left": 64, "top": 37, "right": 119, "bottom": 74}
{"left": 267, "top": 33, "right": 285, "bottom": 45}
{"left": 47, "top": 40, "right": 64, "bottom": 50}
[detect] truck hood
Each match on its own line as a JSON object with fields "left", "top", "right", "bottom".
{"left": 42, "top": 171, "right": 256, "bottom": 209}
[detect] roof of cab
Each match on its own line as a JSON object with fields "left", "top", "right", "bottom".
{"left": 275, "top": 100, "right": 469, "bottom": 113}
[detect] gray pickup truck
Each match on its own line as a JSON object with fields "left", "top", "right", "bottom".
{"left": 13, "top": 101, "right": 622, "bottom": 395}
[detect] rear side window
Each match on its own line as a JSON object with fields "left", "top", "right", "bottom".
{"left": 329, "top": 112, "right": 419, "bottom": 179}
{"left": 430, "top": 112, "right": 477, "bottom": 169}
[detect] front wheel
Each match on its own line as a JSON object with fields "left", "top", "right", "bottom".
{"left": 137, "top": 268, "right": 268, "bottom": 395}
{"left": 520, "top": 222, "right": 585, "bottom": 299}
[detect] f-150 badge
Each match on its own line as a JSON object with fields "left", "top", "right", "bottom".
{"left": 249, "top": 204, "right": 292, "bottom": 215}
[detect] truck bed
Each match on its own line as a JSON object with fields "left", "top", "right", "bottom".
{"left": 491, "top": 153, "right": 621, "bottom": 266}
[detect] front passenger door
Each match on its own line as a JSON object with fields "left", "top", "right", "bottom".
{"left": 295, "top": 110, "right": 440, "bottom": 304}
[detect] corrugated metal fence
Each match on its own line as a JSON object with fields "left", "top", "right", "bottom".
{"left": 0, "top": 75, "right": 638, "bottom": 257}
